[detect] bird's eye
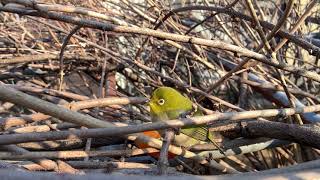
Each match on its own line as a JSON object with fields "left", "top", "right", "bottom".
{"left": 158, "top": 99, "right": 165, "bottom": 105}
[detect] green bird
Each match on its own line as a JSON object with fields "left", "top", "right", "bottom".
{"left": 149, "top": 86, "right": 224, "bottom": 153}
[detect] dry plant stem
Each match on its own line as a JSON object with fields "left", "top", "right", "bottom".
{"left": 2, "top": 6, "right": 320, "bottom": 83}
{"left": 2, "top": 145, "right": 55, "bottom": 170}
{"left": 17, "top": 139, "right": 84, "bottom": 150}
{"left": 198, "top": 139, "right": 291, "bottom": 159}
{"left": 0, "top": 54, "right": 96, "bottom": 65}
{"left": 59, "top": 25, "right": 82, "bottom": 91}
{"left": 68, "top": 97, "right": 148, "bottom": 111}
{"left": 1, "top": 145, "right": 79, "bottom": 173}
{"left": 274, "top": 0, "right": 318, "bottom": 52}
{"left": 232, "top": 77, "right": 320, "bottom": 103}
{"left": 187, "top": 0, "right": 240, "bottom": 35}
{"left": 9, "top": 125, "right": 50, "bottom": 133}
{"left": 0, "top": 148, "right": 159, "bottom": 160}
{"left": 207, "top": 159, "right": 239, "bottom": 174}
{"left": 21, "top": 161, "right": 155, "bottom": 171}
{"left": 0, "top": 96, "right": 147, "bottom": 129}
{"left": 0, "top": 113, "right": 51, "bottom": 130}
{"left": 8, "top": 0, "right": 120, "bottom": 22}
{"left": 275, "top": 147, "right": 297, "bottom": 165}
{"left": 244, "top": 0, "right": 273, "bottom": 52}
{"left": 4, "top": 84, "right": 90, "bottom": 101}
{"left": 66, "top": 161, "right": 155, "bottom": 169}
{"left": 158, "top": 129, "right": 174, "bottom": 175}
{"left": 56, "top": 160, "right": 82, "bottom": 174}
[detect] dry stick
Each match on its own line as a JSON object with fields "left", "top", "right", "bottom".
{"left": 66, "top": 161, "right": 155, "bottom": 169}
{"left": 59, "top": 25, "right": 82, "bottom": 91}
{"left": 0, "top": 113, "right": 51, "bottom": 130}
{"left": 0, "top": 105, "right": 319, "bottom": 148}
{"left": 274, "top": 0, "right": 318, "bottom": 52}
{"left": 192, "top": 138, "right": 290, "bottom": 155}
{"left": 4, "top": 84, "right": 90, "bottom": 101}
{"left": 9, "top": 125, "right": 51, "bottom": 133}
{"left": 17, "top": 138, "right": 84, "bottom": 151}
{"left": 0, "top": 54, "right": 96, "bottom": 65}
{"left": 0, "top": 96, "right": 147, "bottom": 129}
{"left": 246, "top": 0, "right": 300, "bottom": 121}
{"left": 184, "top": 0, "right": 240, "bottom": 35}
{"left": 28, "top": 64, "right": 100, "bottom": 71}
{"left": 68, "top": 97, "right": 148, "bottom": 111}
{"left": 1, "top": 6, "right": 320, "bottom": 82}
{"left": 21, "top": 161, "right": 156, "bottom": 171}
{"left": 1, "top": 145, "right": 80, "bottom": 174}
{"left": 1, "top": 145, "right": 56, "bottom": 170}
{"left": 157, "top": 129, "right": 174, "bottom": 175}
{"left": 231, "top": 77, "right": 320, "bottom": 103}
{"left": 0, "top": 148, "right": 159, "bottom": 160}
{"left": 8, "top": 0, "right": 120, "bottom": 22}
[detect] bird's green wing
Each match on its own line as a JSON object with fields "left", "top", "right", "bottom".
{"left": 180, "top": 126, "right": 209, "bottom": 142}
{"left": 181, "top": 126, "right": 224, "bottom": 153}
{"left": 179, "top": 107, "right": 209, "bottom": 142}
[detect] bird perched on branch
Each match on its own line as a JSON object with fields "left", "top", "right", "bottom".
{"left": 148, "top": 86, "right": 224, "bottom": 154}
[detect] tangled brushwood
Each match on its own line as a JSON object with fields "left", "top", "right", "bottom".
{"left": 0, "top": 0, "right": 319, "bottom": 179}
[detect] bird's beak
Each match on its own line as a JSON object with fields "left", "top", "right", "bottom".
{"left": 148, "top": 101, "right": 156, "bottom": 110}
{"left": 145, "top": 98, "right": 151, "bottom": 106}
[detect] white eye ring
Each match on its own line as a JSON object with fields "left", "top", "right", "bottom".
{"left": 158, "top": 99, "right": 165, "bottom": 105}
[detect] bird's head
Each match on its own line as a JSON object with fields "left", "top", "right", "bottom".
{"left": 149, "top": 87, "right": 193, "bottom": 120}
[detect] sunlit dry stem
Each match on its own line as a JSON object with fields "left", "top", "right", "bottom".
{"left": 158, "top": 129, "right": 175, "bottom": 175}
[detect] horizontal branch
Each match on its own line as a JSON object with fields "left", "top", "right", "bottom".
{"left": 0, "top": 148, "right": 158, "bottom": 160}
{"left": 201, "top": 140, "right": 291, "bottom": 159}
{"left": 0, "top": 54, "right": 96, "bottom": 64}
{"left": 0, "top": 104, "right": 319, "bottom": 148}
